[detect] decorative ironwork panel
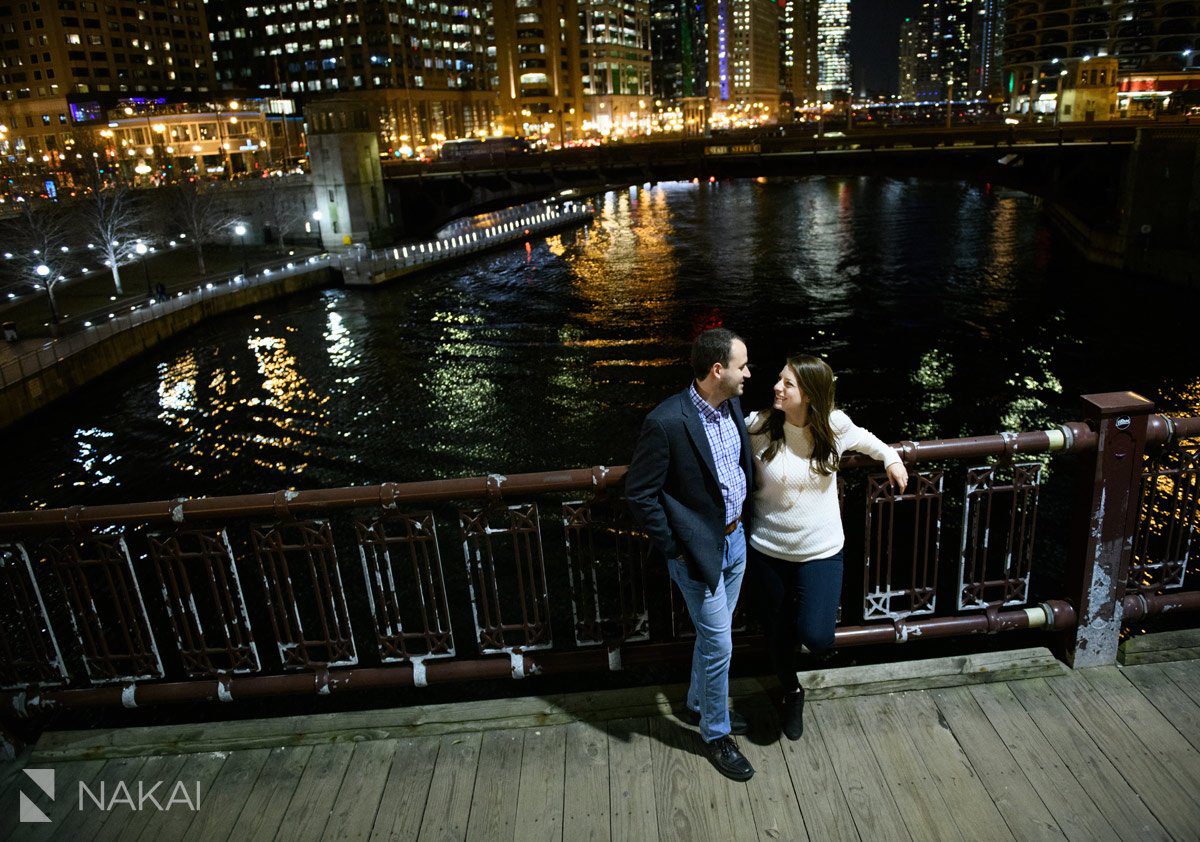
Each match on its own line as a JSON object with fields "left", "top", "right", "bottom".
{"left": 1130, "top": 444, "right": 1199, "bottom": 593}
{"left": 45, "top": 533, "right": 164, "bottom": 684}
{"left": 251, "top": 520, "right": 358, "bottom": 669}
{"left": 562, "top": 497, "right": 650, "bottom": 646}
{"left": 355, "top": 511, "right": 455, "bottom": 663}
{"left": 958, "top": 463, "right": 1042, "bottom": 610}
{"left": 459, "top": 502, "right": 552, "bottom": 653}
{"left": 0, "top": 542, "right": 69, "bottom": 689}
{"left": 864, "top": 471, "right": 944, "bottom": 621}
{"left": 147, "top": 529, "right": 261, "bottom": 677}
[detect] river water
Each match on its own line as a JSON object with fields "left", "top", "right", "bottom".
{"left": 3, "top": 177, "right": 1198, "bottom": 511}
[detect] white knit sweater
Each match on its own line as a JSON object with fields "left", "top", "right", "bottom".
{"left": 747, "top": 409, "right": 901, "bottom": 563}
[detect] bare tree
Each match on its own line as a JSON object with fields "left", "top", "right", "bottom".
{"left": 85, "top": 185, "right": 148, "bottom": 295}
{"left": 259, "top": 176, "right": 308, "bottom": 253}
{"left": 3, "top": 201, "right": 76, "bottom": 332}
{"left": 169, "top": 180, "right": 236, "bottom": 275}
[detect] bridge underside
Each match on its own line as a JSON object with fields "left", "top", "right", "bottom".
{"left": 384, "top": 141, "right": 1132, "bottom": 240}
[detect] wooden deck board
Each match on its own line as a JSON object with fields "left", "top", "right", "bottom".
{"left": 416, "top": 732, "right": 482, "bottom": 842}
{"left": 562, "top": 721, "right": 610, "bottom": 842}
{"left": 736, "top": 706, "right": 810, "bottom": 842}
{"left": 514, "top": 726, "right": 567, "bottom": 842}
{"left": 225, "top": 744, "right": 312, "bottom": 841}
{"left": 6, "top": 759, "right": 107, "bottom": 842}
{"left": 464, "top": 729, "right": 523, "bottom": 842}
{"left": 93, "top": 752, "right": 190, "bottom": 842}
{"left": 930, "top": 686, "right": 1066, "bottom": 842}
{"left": 271, "top": 742, "right": 355, "bottom": 842}
{"left": 809, "top": 698, "right": 911, "bottom": 841}
{"left": 178, "top": 747, "right": 270, "bottom": 841}
{"left": 649, "top": 714, "right": 760, "bottom": 841}
{"left": 852, "top": 694, "right": 966, "bottom": 841}
{"left": 1006, "top": 677, "right": 1168, "bottom": 841}
{"left": 368, "top": 736, "right": 441, "bottom": 842}
{"left": 776, "top": 702, "right": 861, "bottom": 842}
{"left": 14, "top": 650, "right": 1200, "bottom": 842}
{"left": 132, "top": 750, "right": 226, "bottom": 841}
{"left": 891, "top": 691, "right": 1014, "bottom": 842}
{"left": 1059, "top": 667, "right": 1200, "bottom": 839}
{"left": 1120, "top": 663, "right": 1200, "bottom": 753}
{"left": 607, "top": 717, "right": 659, "bottom": 842}
{"left": 970, "top": 682, "right": 1124, "bottom": 842}
{"left": 52, "top": 755, "right": 150, "bottom": 842}
{"left": 325, "top": 740, "right": 401, "bottom": 842}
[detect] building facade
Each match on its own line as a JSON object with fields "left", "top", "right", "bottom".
{"left": 1003, "top": 0, "right": 1200, "bottom": 118}
{"left": 898, "top": 16, "right": 920, "bottom": 101}
{"left": 494, "top": 0, "right": 586, "bottom": 141}
{"left": 816, "top": 0, "right": 850, "bottom": 101}
{"left": 968, "top": 0, "right": 1005, "bottom": 98}
{"left": 580, "top": 0, "right": 653, "bottom": 136}
{"left": 781, "top": 0, "right": 818, "bottom": 107}
{"left": 708, "top": 0, "right": 784, "bottom": 123}
{"left": 911, "top": 0, "right": 975, "bottom": 102}
{"left": 650, "top": 0, "right": 707, "bottom": 103}
{"left": 206, "top": 0, "right": 496, "bottom": 149}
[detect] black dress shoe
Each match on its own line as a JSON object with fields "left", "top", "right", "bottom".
{"left": 782, "top": 688, "right": 805, "bottom": 741}
{"left": 679, "top": 706, "right": 750, "bottom": 735}
{"left": 703, "top": 736, "right": 755, "bottom": 782}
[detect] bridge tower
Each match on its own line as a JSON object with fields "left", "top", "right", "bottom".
{"left": 304, "top": 98, "right": 391, "bottom": 248}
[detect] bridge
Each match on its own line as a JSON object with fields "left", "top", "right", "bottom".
{"left": 1, "top": 391, "right": 1198, "bottom": 837}
{"left": 367, "top": 122, "right": 1200, "bottom": 287}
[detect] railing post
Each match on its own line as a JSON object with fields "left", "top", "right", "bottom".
{"left": 1064, "top": 391, "right": 1154, "bottom": 667}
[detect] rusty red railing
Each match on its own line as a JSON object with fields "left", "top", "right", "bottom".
{"left": 0, "top": 392, "right": 1196, "bottom": 728}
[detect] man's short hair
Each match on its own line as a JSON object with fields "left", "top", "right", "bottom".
{"left": 691, "top": 328, "right": 742, "bottom": 381}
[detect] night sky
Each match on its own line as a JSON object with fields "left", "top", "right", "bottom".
{"left": 850, "top": 0, "right": 924, "bottom": 95}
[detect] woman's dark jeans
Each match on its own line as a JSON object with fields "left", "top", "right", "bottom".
{"left": 748, "top": 544, "right": 844, "bottom": 694}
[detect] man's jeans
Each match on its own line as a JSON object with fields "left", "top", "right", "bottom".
{"left": 667, "top": 522, "right": 746, "bottom": 743}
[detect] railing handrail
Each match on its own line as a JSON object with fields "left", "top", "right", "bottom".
{"left": 3, "top": 412, "right": 1196, "bottom": 531}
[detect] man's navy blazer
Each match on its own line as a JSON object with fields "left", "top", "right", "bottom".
{"left": 625, "top": 387, "right": 753, "bottom": 594}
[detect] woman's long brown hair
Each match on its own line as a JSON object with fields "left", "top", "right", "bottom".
{"left": 749, "top": 354, "right": 839, "bottom": 475}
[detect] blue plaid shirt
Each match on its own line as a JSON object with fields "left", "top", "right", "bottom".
{"left": 688, "top": 382, "right": 746, "bottom": 525}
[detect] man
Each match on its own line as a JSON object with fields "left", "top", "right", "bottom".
{"left": 625, "top": 327, "right": 755, "bottom": 782}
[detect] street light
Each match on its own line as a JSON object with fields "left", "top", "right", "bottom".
{"left": 35, "top": 263, "right": 60, "bottom": 331}
{"left": 134, "top": 241, "right": 152, "bottom": 297}
{"left": 311, "top": 211, "right": 323, "bottom": 248}
{"left": 1056, "top": 69, "right": 1069, "bottom": 127}
{"left": 235, "top": 223, "right": 248, "bottom": 276}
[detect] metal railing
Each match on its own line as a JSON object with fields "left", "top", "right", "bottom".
{"left": 0, "top": 254, "right": 334, "bottom": 391}
{"left": 0, "top": 393, "right": 1196, "bottom": 718}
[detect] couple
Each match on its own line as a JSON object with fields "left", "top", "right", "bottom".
{"left": 625, "top": 328, "right": 908, "bottom": 782}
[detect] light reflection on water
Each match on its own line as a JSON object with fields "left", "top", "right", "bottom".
{"left": 4, "top": 177, "right": 1200, "bottom": 510}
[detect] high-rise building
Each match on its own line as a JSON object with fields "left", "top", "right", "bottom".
{"left": 781, "top": 0, "right": 818, "bottom": 106}
{"left": 708, "top": 0, "right": 784, "bottom": 122}
{"left": 494, "top": 0, "right": 586, "bottom": 141}
{"left": 650, "top": 0, "right": 707, "bottom": 103}
{"left": 816, "top": 0, "right": 850, "bottom": 101}
{"left": 0, "top": 0, "right": 215, "bottom": 104}
{"left": 0, "top": 0, "right": 216, "bottom": 173}
{"left": 898, "top": 16, "right": 920, "bottom": 101}
{"left": 968, "top": 0, "right": 1004, "bottom": 98}
{"left": 911, "top": 0, "right": 974, "bottom": 102}
{"left": 206, "top": 0, "right": 496, "bottom": 149}
{"left": 580, "top": 0, "right": 653, "bottom": 135}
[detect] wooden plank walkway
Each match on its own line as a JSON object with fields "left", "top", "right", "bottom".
{"left": 7, "top": 654, "right": 1200, "bottom": 841}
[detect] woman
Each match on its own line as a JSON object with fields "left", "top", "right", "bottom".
{"left": 746, "top": 353, "right": 908, "bottom": 740}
